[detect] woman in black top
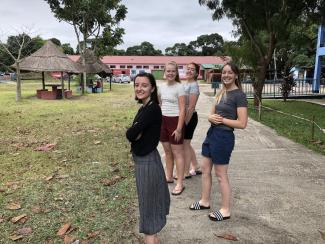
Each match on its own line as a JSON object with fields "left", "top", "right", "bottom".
{"left": 126, "top": 73, "right": 170, "bottom": 244}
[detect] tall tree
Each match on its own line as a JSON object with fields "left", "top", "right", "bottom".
{"left": 165, "top": 43, "right": 197, "bottom": 56}
{"left": 0, "top": 33, "right": 40, "bottom": 101}
{"left": 199, "top": 0, "right": 319, "bottom": 105}
{"left": 49, "top": 37, "right": 61, "bottom": 46}
{"left": 193, "top": 33, "right": 224, "bottom": 55}
{"left": 126, "top": 42, "right": 162, "bottom": 56}
{"left": 61, "top": 43, "right": 75, "bottom": 55}
{"left": 45, "top": 0, "right": 127, "bottom": 93}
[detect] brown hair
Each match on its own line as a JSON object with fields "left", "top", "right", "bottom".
{"left": 215, "top": 62, "right": 242, "bottom": 104}
{"left": 187, "top": 62, "right": 200, "bottom": 79}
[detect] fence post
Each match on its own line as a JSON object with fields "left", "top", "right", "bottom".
{"left": 258, "top": 102, "right": 262, "bottom": 121}
{"left": 311, "top": 115, "right": 315, "bottom": 140}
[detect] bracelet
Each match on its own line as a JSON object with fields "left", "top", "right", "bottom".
{"left": 176, "top": 129, "right": 181, "bottom": 133}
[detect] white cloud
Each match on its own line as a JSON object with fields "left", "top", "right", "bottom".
{"left": 0, "top": 0, "right": 236, "bottom": 52}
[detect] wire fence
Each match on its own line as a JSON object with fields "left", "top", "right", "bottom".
{"left": 248, "top": 104, "right": 325, "bottom": 142}
{"left": 243, "top": 78, "right": 325, "bottom": 98}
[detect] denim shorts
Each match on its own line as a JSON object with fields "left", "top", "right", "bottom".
{"left": 201, "top": 126, "right": 235, "bottom": 165}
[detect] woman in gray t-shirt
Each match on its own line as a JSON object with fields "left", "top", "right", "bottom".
{"left": 190, "top": 63, "right": 248, "bottom": 222}
{"left": 183, "top": 63, "right": 201, "bottom": 178}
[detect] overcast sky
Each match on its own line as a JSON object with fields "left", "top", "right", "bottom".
{"left": 0, "top": 0, "right": 236, "bottom": 52}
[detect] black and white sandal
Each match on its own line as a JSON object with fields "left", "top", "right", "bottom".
{"left": 208, "top": 210, "right": 230, "bottom": 221}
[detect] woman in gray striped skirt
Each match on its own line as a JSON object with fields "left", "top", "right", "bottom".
{"left": 126, "top": 73, "right": 170, "bottom": 244}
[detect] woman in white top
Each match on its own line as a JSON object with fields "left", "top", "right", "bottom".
{"left": 159, "top": 61, "right": 186, "bottom": 195}
{"left": 183, "top": 62, "right": 201, "bottom": 178}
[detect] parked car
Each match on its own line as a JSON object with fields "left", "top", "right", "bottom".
{"left": 112, "top": 74, "right": 131, "bottom": 83}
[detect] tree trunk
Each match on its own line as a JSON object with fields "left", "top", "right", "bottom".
{"left": 82, "top": 27, "right": 87, "bottom": 95}
{"left": 16, "top": 64, "right": 22, "bottom": 102}
{"left": 253, "top": 60, "right": 267, "bottom": 107}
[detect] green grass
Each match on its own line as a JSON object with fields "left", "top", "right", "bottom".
{"left": 0, "top": 81, "right": 141, "bottom": 243}
{"left": 248, "top": 99, "right": 325, "bottom": 155}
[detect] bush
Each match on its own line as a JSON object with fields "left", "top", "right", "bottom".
{"left": 279, "top": 75, "right": 296, "bottom": 101}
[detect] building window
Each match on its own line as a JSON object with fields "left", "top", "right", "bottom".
{"left": 110, "top": 65, "right": 116, "bottom": 68}
{"left": 143, "top": 65, "right": 149, "bottom": 69}
{"left": 127, "top": 65, "right": 133, "bottom": 68}
{"left": 136, "top": 65, "right": 142, "bottom": 69}
{"left": 153, "top": 65, "right": 160, "bottom": 69}
{"left": 120, "top": 65, "right": 126, "bottom": 69}
{"left": 160, "top": 65, "right": 165, "bottom": 69}
{"left": 178, "top": 66, "right": 183, "bottom": 69}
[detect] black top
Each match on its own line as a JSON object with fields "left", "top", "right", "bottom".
{"left": 126, "top": 101, "right": 162, "bottom": 156}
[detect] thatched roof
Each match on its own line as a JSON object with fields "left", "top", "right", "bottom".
{"left": 13, "top": 40, "right": 82, "bottom": 73}
{"left": 76, "top": 49, "right": 111, "bottom": 75}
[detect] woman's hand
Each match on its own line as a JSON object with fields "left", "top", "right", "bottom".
{"left": 208, "top": 113, "right": 224, "bottom": 125}
{"left": 172, "top": 129, "right": 182, "bottom": 142}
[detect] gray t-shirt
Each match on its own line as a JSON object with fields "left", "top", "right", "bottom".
{"left": 214, "top": 89, "right": 247, "bottom": 130}
{"left": 183, "top": 81, "right": 200, "bottom": 110}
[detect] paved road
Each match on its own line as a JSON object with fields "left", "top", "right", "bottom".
{"left": 158, "top": 84, "right": 325, "bottom": 244}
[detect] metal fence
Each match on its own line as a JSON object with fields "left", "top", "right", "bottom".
{"left": 242, "top": 78, "right": 325, "bottom": 98}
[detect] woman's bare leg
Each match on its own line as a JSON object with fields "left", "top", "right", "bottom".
{"left": 162, "top": 142, "right": 174, "bottom": 182}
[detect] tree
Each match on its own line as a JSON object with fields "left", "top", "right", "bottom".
{"left": 0, "top": 32, "right": 38, "bottom": 101}
{"left": 193, "top": 33, "right": 224, "bottom": 55}
{"left": 199, "top": 0, "right": 319, "bottom": 105}
{"left": 165, "top": 43, "right": 197, "bottom": 56}
{"left": 49, "top": 37, "right": 61, "bottom": 46}
{"left": 45, "top": 0, "right": 127, "bottom": 93}
{"left": 126, "top": 42, "right": 162, "bottom": 56}
{"left": 275, "top": 21, "right": 318, "bottom": 76}
{"left": 61, "top": 43, "right": 75, "bottom": 54}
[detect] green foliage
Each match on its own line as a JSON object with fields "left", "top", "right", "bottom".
{"left": 61, "top": 43, "right": 75, "bottom": 55}
{"left": 0, "top": 34, "right": 45, "bottom": 72}
{"left": 45, "top": 0, "right": 127, "bottom": 54}
{"left": 194, "top": 33, "right": 224, "bottom": 55}
{"left": 165, "top": 33, "right": 224, "bottom": 56}
{"left": 126, "top": 41, "right": 162, "bottom": 56}
{"left": 199, "top": 0, "right": 321, "bottom": 102}
{"left": 248, "top": 100, "right": 325, "bottom": 155}
{"left": 49, "top": 37, "right": 61, "bottom": 46}
{"left": 165, "top": 43, "right": 196, "bottom": 56}
{"left": 279, "top": 75, "right": 296, "bottom": 102}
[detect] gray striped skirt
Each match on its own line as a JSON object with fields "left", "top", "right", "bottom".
{"left": 132, "top": 149, "right": 170, "bottom": 235}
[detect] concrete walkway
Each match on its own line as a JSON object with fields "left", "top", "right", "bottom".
{"left": 158, "top": 84, "right": 325, "bottom": 244}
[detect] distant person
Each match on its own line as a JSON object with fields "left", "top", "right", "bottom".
{"left": 126, "top": 73, "right": 170, "bottom": 244}
{"left": 189, "top": 63, "right": 248, "bottom": 222}
{"left": 159, "top": 61, "right": 186, "bottom": 196}
{"left": 183, "top": 62, "right": 201, "bottom": 178}
{"left": 93, "top": 80, "right": 102, "bottom": 93}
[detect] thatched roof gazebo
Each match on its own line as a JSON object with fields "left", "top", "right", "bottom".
{"left": 76, "top": 49, "right": 111, "bottom": 93}
{"left": 13, "top": 40, "right": 83, "bottom": 99}
{"left": 76, "top": 49, "right": 111, "bottom": 76}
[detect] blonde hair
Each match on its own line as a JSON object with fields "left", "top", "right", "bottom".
{"left": 215, "top": 62, "right": 242, "bottom": 104}
{"left": 164, "top": 61, "right": 180, "bottom": 82}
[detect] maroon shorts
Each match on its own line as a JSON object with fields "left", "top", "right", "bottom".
{"left": 160, "top": 115, "right": 184, "bottom": 145}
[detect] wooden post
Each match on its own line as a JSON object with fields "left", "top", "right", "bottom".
{"left": 258, "top": 101, "right": 262, "bottom": 121}
{"left": 61, "top": 72, "right": 65, "bottom": 99}
{"left": 68, "top": 73, "right": 71, "bottom": 91}
{"left": 42, "top": 72, "right": 45, "bottom": 90}
{"left": 311, "top": 115, "right": 315, "bottom": 140}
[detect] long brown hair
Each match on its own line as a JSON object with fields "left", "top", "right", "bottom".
{"left": 215, "top": 62, "right": 242, "bottom": 104}
{"left": 187, "top": 62, "right": 200, "bottom": 80}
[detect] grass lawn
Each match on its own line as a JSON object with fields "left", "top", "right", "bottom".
{"left": 0, "top": 81, "right": 141, "bottom": 243}
{"left": 248, "top": 99, "right": 325, "bottom": 155}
